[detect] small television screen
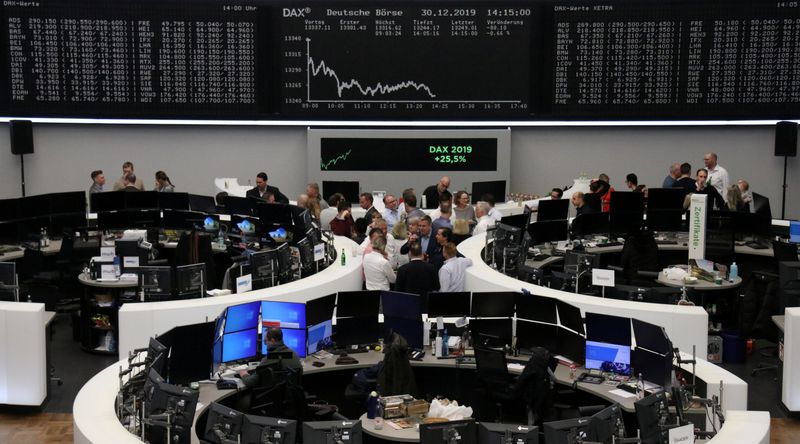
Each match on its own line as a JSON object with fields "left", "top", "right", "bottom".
{"left": 426, "top": 291, "right": 471, "bottom": 318}
{"left": 335, "top": 316, "right": 379, "bottom": 348}
{"left": 790, "top": 220, "right": 800, "bottom": 244}
{"left": 556, "top": 300, "right": 584, "bottom": 335}
{"left": 383, "top": 316, "right": 424, "bottom": 349}
{"left": 307, "top": 320, "right": 334, "bottom": 355}
{"left": 221, "top": 328, "right": 258, "bottom": 363}
{"left": 516, "top": 320, "right": 558, "bottom": 353}
{"left": 337, "top": 290, "right": 380, "bottom": 318}
{"left": 225, "top": 301, "right": 261, "bottom": 334}
{"left": 528, "top": 220, "right": 569, "bottom": 245}
{"left": 381, "top": 291, "right": 421, "bottom": 321}
{"left": 585, "top": 340, "right": 631, "bottom": 375}
{"left": 261, "top": 301, "right": 306, "bottom": 329}
{"left": 500, "top": 213, "right": 530, "bottom": 231}
{"left": 188, "top": 194, "right": 218, "bottom": 213}
{"left": 632, "top": 319, "right": 671, "bottom": 355}
{"left": 570, "top": 212, "right": 610, "bottom": 237}
{"left": 226, "top": 195, "right": 254, "bottom": 216}
{"left": 537, "top": 198, "right": 570, "bottom": 222}
{"left": 471, "top": 180, "right": 506, "bottom": 205}
{"left": 471, "top": 291, "right": 516, "bottom": 318}
{"left": 263, "top": 327, "right": 306, "bottom": 358}
{"left": 585, "top": 312, "right": 631, "bottom": 346}
{"left": 469, "top": 318, "right": 512, "bottom": 348}
{"left": 257, "top": 203, "right": 295, "bottom": 226}
{"left": 515, "top": 292, "right": 557, "bottom": 324}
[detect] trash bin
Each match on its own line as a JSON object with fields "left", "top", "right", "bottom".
{"left": 707, "top": 335, "right": 723, "bottom": 363}
{"left": 721, "top": 330, "right": 746, "bottom": 363}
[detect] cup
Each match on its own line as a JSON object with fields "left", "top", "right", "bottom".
{"left": 374, "top": 417, "right": 384, "bottom": 430}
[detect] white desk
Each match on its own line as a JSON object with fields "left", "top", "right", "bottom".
{"left": 0, "top": 302, "right": 53, "bottom": 406}
{"left": 706, "top": 411, "right": 770, "bottom": 444}
{"left": 781, "top": 307, "right": 800, "bottom": 411}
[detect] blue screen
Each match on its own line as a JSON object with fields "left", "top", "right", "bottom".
{"left": 261, "top": 301, "right": 306, "bottom": 329}
{"left": 585, "top": 340, "right": 631, "bottom": 376}
{"left": 222, "top": 329, "right": 258, "bottom": 363}
{"left": 224, "top": 301, "right": 261, "bottom": 334}
{"left": 307, "top": 320, "right": 333, "bottom": 354}
{"left": 262, "top": 328, "right": 307, "bottom": 358}
{"left": 790, "top": 221, "right": 800, "bottom": 244}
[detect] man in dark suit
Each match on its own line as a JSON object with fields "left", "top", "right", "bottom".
{"left": 359, "top": 192, "right": 379, "bottom": 222}
{"left": 422, "top": 176, "right": 450, "bottom": 209}
{"left": 246, "top": 172, "right": 289, "bottom": 204}
{"left": 400, "top": 215, "right": 435, "bottom": 256}
{"left": 396, "top": 242, "right": 439, "bottom": 296}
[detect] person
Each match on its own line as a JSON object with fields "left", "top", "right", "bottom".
{"left": 390, "top": 221, "right": 410, "bottom": 269}
{"left": 452, "top": 190, "right": 475, "bottom": 225}
{"left": 359, "top": 192, "right": 379, "bottom": 221}
{"left": 319, "top": 193, "right": 343, "bottom": 230}
{"left": 154, "top": 171, "right": 175, "bottom": 192}
{"left": 239, "top": 327, "right": 302, "bottom": 388}
{"left": 363, "top": 236, "right": 396, "bottom": 290}
{"left": 395, "top": 242, "right": 439, "bottom": 297}
{"left": 737, "top": 180, "right": 753, "bottom": 209}
{"left": 361, "top": 219, "right": 397, "bottom": 263}
{"left": 89, "top": 170, "right": 105, "bottom": 194}
{"left": 122, "top": 174, "right": 140, "bottom": 191}
{"left": 428, "top": 227, "right": 452, "bottom": 270}
{"left": 246, "top": 172, "right": 289, "bottom": 203}
{"left": 691, "top": 168, "right": 725, "bottom": 210}
{"left": 112, "top": 161, "right": 144, "bottom": 191}
{"left": 401, "top": 189, "right": 425, "bottom": 221}
{"left": 438, "top": 242, "right": 473, "bottom": 292}
{"left": 472, "top": 201, "right": 495, "bottom": 236}
{"left": 550, "top": 188, "right": 564, "bottom": 199}
{"left": 430, "top": 191, "right": 455, "bottom": 232}
{"left": 296, "top": 193, "right": 309, "bottom": 208}
{"left": 382, "top": 194, "right": 403, "bottom": 231}
{"left": 703, "top": 152, "right": 729, "bottom": 202}
{"left": 592, "top": 179, "right": 612, "bottom": 212}
{"left": 306, "top": 182, "right": 329, "bottom": 209}
{"left": 353, "top": 217, "right": 369, "bottom": 245}
{"left": 726, "top": 185, "right": 747, "bottom": 211}
{"left": 675, "top": 162, "right": 696, "bottom": 194}
{"left": 329, "top": 199, "right": 355, "bottom": 237}
{"left": 663, "top": 163, "right": 681, "bottom": 188}
{"left": 400, "top": 215, "right": 434, "bottom": 256}
{"left": 571, "top": 192, "right": 593, "bottom": 217}
{"left": 482, "top": 194, "right": 503, "bottom": 222}
{"left": 422, "top": 176, "right": 451, "bottom": 209}
{"left": 305, "top": 196, "right": 322, "bottom": 220}
{"left": 625, "top": 173, "right": 645, "bottom": 192}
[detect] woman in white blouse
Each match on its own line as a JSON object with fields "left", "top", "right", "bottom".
{"left": 363, "top": 235, "right": 396, "bottom": 290}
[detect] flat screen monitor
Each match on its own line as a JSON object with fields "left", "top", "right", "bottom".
{"left": 609, "top": 211, "right": 644, "bottom": 235}
{"left": 383, "top": 316, "right": 424, "bottom": 349}
{"left": 537, "top": 198, "right": 570, "bottom": 222}
{"left": 241, "top": 415, "right": 297, "bottom": 444}
{"left": 124, "top": 191, "right": 158, "bottom": 210}
{"left": 426, "top": 291, "right": 471, "bottom": 318}
{"left": 528, "top": 220, "right": 569, "bottom": 245}
{"left": 632, "top": 348, "right": 672, "bottom": 389}
{"left": 471, "top": 180, "right": 506, "bottom": 205}
{"left": 321, "top": 181, "right": 360, "bottom": 204}
{"left": 647, "top": 188, "right": 685, "bottom": 211}
{"left": 420, "top": 419, "right": 476, "bottom": 444}
{"left": 478, "top": 423, "right": 538, "bottom": 444}
{"left": 500, "top": 213, "right": 530, "bottom": 231}
{"left": 556, "top": 327, "right": 585, "bottom": 363}
{"left": 494, "top": 223, "right": 524, "bottom": 248}
{"left": 91, "top": 191, "right": 126, "bottom": 213}
{"left": 147, "top": 380, "right": 200, "bottom": 429}
{"left": 296, "top": 236, "right": 315, "bottom": 271}
{"left": 225, "top": 301, "right": 261, "bottom": 334}
{"left": 542, "top": 417, "right": 591, "bottom": 444}
{"left": 610, "top": 191, "right": 645, "bottom": 213}
{"left": 50, "top": 213, "right": 87, "bottom": 234}
{"left": 753, "top": 192, "right": 772, "bottom": 218}
{"left": 176, "top": 263, "right": 205, "bottom": 298}
{"left": 188, "top": 194, "right": 217, "bottom": 214}
{"left": 292, "top": 207, "right": 313, "bottom": 232}
{"left": 556, "top": 300, "right": 584, "bottom": 335}
{"left": 221, "top": 328, "right": 258, "bottom": 363}
{"left": 203, "top": 402, "right": 244, "bottom": 444}
{"left": 570, "top": 212, "right": 610, "bottom": 237}
{"left": 585, "top": 312, "right": 631, "bottom": 346}
{"left": 0, "top": 262, "right": 16, "bottom": 288}
{"left": 471, "top": 291, "right": 516, "bottom": 318}
{"left": 791, "top": 220, "right": 800, "bottom": 244}
{"left": 516, "top": 320, "right": 558, "bottom": 353}
{"left": 0, "top": 221, "right": 20, "bottom": 243}
{"left": 337, "top": 290, "right": 380, "bottom": 318}
{"left": 381, "top": 291, "right": 421, "bottom": 321}
{"left": 257, "top": 203, "right": 295, "bottom": 226}
{"left": 585, "top": 340, "right": 631, "bottom": 375}
{"left": 635, "top": 391, "right": 670, "bottom": 444}
{"left": 232, "top": 215, "right": 261, "bottom": 237}
{"left": 225, "top": 195, "right": 254, "bottom": 216}
{"left": 250, "top": 249, "right": 278, "bottom": 289}
{"left": 515, "top": 292, "right": 557, "bottom": 324}
{"left": 307, "top": 320, "right": 334, "bottom": 355}
{"left": 49, "top": 191, "right": 86, "bottom": 214}
{"left": 469, "top": 318, "right": 512, "bottom": 348}
{"left": 587, "top": 404, "right": 625, "bottom": 444}
{"left": 263, "top": 328, "right": 307, "bottom": 358}
{"left": 335, "top": 316, "right": 380, "bottom": 348}
{"left": 126, "top": 209, "right": 160, "bottom": 229}
{"left": 138, "top": 266, "right": 172, "bottom": 300}
{"left": 731, "top": 211, "right": 772, "bottom": 237}
{"left": 305, "top": 294, "right": 336, "bottom": 326}
{"left": 0, "top": 198, "right": 19, "bottom": 222}
{"left": 157, "top": 192, "right": 190, "bottom": 211}
{"left": 261, "top": 301, "right": 306, "bottom": 330}
{"left": 646, "top": 209, "right": 684, "bottom": 232}
{"left": 160, "top": 210, "right": 195, "bottom": 230}
{"left": 158, "top": 321, "right": 215, "bottom": 385}
{"left": 632, "top": 319, "right": 671, "bottom": 355}
{"left": 302, "top": 420, "right": 362, "bottom": 444}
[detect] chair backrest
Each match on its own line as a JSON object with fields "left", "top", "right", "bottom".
{"left": 705, "top": 229, "right": 735, "bottom": 265}
{"left": 773, "top": 240, "right": 799, "bottom": 263}
{"left": 57, "top": 234, "right": 75, "bottom": 261}
{"left": 474, "top": 346, "right": 510, "bottom": 388}
{"left": 19, "top": 248, "right": 44, "bottom": 280}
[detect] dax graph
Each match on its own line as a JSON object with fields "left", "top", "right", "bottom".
{"left": 280, "top": 5, "right": 534, "bottom": 118}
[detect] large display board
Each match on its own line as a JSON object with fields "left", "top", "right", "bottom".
{"left": 1, "top": 0, "right": 798, "bottom": 120}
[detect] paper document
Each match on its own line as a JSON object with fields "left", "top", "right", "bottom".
{"left": 608, "top": 389, "right": 637, "bottom": 399}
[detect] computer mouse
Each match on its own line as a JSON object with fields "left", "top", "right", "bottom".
{"left": 312, "top": 361, "right": 325, "bottom": 367}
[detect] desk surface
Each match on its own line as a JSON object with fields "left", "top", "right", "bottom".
{"left": 78, "top": 272, "right": 139, "bottom": 288}
{"left": 656, "top": 274, "right": 742, "bottom": 290}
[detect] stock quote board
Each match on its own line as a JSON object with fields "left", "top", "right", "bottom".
{"left": 1, "top": 0, "right": 798, "bottom": 120}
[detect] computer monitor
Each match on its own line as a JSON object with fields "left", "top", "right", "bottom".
{"left": 145, "top": 384, "right": 198, "bottom": 444}
{"left": 335, "top": 316, "right": 380, "bottom": 348}
{"left": 516, "top": 320, "right": 558, "bottom": 353}
{"left": 494, "top": 223, "right": 524, "bottom": 248}
{"left": 17, "top": 194, "right": 46, "bottom": 219}
{"left": 0, "top": 262, "right": 17, "bottom": 301}
{"left": 500, "top": 213, "right": 530, "bottom": 231}
{"left": 203, "top": 402, "right": 244, "bottom": 444}
{"left": 156, "top": 321, "right": 215, "bottom": 385}
{"left": 305, "top": 294, "right": 336, "bottom": 326}
{"left": 635, "top": 391, "right": 670, "bottom": 444}
{"left": 585, "top": 312, "right": 631, "bottom": 346}
{"left": 202, "top": 215, "right": 221, "bottom": 233}
{"left": 261, "top": 301, "right": 306, "bottom": 330}
{"left": 321, "top": 181, "right": 360, "bottom": 205}
{"left": 224, "top": 195, "right": 254, "bottom": 216}
{"left": 48, "top": 191, "right": 86, "bottom": 214}
{"left": 381, "top": 291, "right": 422, "bottom": 321}
{"left": 731, "top": 211, "right": 772, "bottom": 238}
{"left": 469, "top": 318, "right": 513, "bottom": 348}
{"left": 157, "top": 192, "right": 190, "bottom": 211}
{"left": 382, "top": 316, "right": 424, "bottom": 349}
{"left": 420, "top": 419, "right": 476, "bottom": 444}
{"left": 646, "top": 209, "right": 684, "bottom": 232}
{"left": 264, "top": 327, "right": 307, "bottom": 358}
{"left": 515, "top": 292, "right": 557, "bottom": 324}
{"left": 556, "top": 300, "right": 584, "bottom": 335}
{"left": 159, "top": 210, "right": 192, "bottom": 230}
{"left": 426, "top": 291, "right": 471, "bottom": 317}
{"left": 538, "top": 198, "right": 570, "bottom": 222}
{"left": 241, "top": 415, "right": 297, "bottom": 444}
{"left": 124, "top": 191, "right": 158, "bottom": 210}
{"left": 610, "top": 191, "right": 645, "bottom": 214}
{"left": 528, "top": 220, "right": 569, "bottom": 245}
{"left": 126, "top": 209, "right": 161, "bottom": 229}
{"left": 296, "top": 236, "right": 316, "bottom": 272}
{"left": 556, "top": 327, "right": 586, "bottom": 363}
{"left": 542, "top": 417, "right": 591, "bottom": 444}
{"left": 471, "top": 291, "right": 516, "bottom": 318}
{"left": 250, "top": 249, "right": 278, "bottom": 290}
{"left": 225, "top": 301, "right": 261, "bottom": 334}
{"left": 478, "top": 422, "right": 538, "bottom": 444}
{"left": 752, "top": 192, "right": 772, "bottom": 218}
{"left": 647, "top": 188, "right": 685, "bottom": 211}
{"left": 632, "top": 319, "right": 671, "bottom": 355}
{"left": 585, "top": 340, "right": 631, "bottom": 376}
{"left": 221, "top": 328, "right": 258, "bottom": 363}
{"left": 257, "top": 203, "right": 295, "bottom": 226}
{"left": 91, "top": 191, "right": 126, "bottom": 213}
{"left": 632, "top": 348, "right": 672, "bottom": 389}
{"left": 139, "top": 266, "right": 172, "bottom": 301}
{"left": 570, "top": 212, "right": 610, "bottom": 237}
{"left": 307, "top": 319, "right": 334, "bottom": 355}
{"left": 609, "top": 211, "right": 644, "bottom": 235}
{"left": 791, "top": 221, "right": 800, "bottom": 244}
{"left": 337, "top": 290, "right": 380, "bottom": 318}
{"left": 586, "top": 403, "right": 626, "bottom": 444}
{"left": 188, "top": 194, "right": 218, "bottom": 214}
{"left": 302, "top": 420, "right": 362, "bottom": 444}
{"left": 0, "top": 198, "right": 19, "bottom": 222}
{"left": 275, "top": 243, "right": 293, "bottom": 282}
{"left": 471, "top": 180, "right": 506, "bottom": 205}
{"left": 49, "top": 213, "right": 87, "bottom": 235}
{"left": 175, "top": 263, "right": 205, "bottom": 299}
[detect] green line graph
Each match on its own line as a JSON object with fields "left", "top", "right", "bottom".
{"left": 320, "top": 149, "right": 352, "bottom": 170}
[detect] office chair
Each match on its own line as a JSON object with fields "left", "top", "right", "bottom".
{"left": 772, "top": 240, "right": 799, "bottom": 265}
{"left": 474, "top": 346, "right": 520, "bottom": 422}
{"left": 705, "top": 229, "right": 735, "bottom": 266}
{"left": 619, "top": 230, "right": 660, "bottom": 286}
{"left": 738, "top": 271, "right": 782, "bottom": 378}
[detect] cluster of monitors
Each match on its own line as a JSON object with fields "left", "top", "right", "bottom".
{"left": 0, "top": 191, "right": 87, "bottom": 242}
{"left": 137, "top": 264, "right": 206, "bottom": 301}
{"left": 499, "top": 199, "right": 571, "bottom": 246}
{"left": 320, "top": 179, "right": 507, "bottom": 207}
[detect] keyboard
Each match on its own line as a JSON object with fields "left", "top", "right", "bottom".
{"left": 656, "top": 240, "right": 679, "bottom": 245}
{"left": 598, "top": 241, "right": 622, "bottom": 247}
{"left": 746, "top": 241, "right": 770, "bottom": 250}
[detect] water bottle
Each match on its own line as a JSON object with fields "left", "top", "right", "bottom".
{"left": 217, "top": 229, "right": 225, "bottom": 248}
{"left": 729, "top": 262, "right": 738, "bottom": 281}
{"left": 442, "top": 329, "right": 449, "bottom": 357}
{"left": 366, "top": 391, "right": 379, "bottom": 419}
{"left": 341, "top": 248, "right": 346, "bottom": 266}
{"left": 113, "top": 256, "right": 121, "bottom": 278}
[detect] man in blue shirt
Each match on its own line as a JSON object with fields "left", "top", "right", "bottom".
{"left": 662, "top": 163, "right": 681, "bottom": 188}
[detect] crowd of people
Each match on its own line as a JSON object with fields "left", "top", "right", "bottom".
{"left": 89, "top": 161, "right": 175, "bottom": 194}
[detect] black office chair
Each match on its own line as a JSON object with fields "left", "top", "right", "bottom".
{"left": 738, "top": 271, "right": 782, "bottom": 378}
{"left": 474, "top": 346, "right": 520, "bottom": 422}
{"left": 620, "top": 230, "right": 660, "bottom": 286}
{"left": 773, "top": 240, "right": 799, "bottom": 264}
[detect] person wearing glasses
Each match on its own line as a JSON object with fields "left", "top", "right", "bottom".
{"left": 381, "top": 194, "right": 403, "bottom": 231}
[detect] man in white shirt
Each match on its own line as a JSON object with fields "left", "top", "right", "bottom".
{"left": 483, "top": 194, "right": 503, "bottom": 222}
{"left": 319, "top": 193, "right": 343, "bottom": 230}
{"left": 472, "top": 201, "right": 495, "bottom": 236}
{"left": 361, "top": 220, "right": 397, "bottom": 266}
{"left": 381, "top": 194, "right": 403, "bottom": 231}
{"left": 438, "top": 243, "right": 473, "bottom": 292}
{"left": 430, "top": 190, "right": 455, "bottom": 232}
{"left": 704, "top": 152, "right": 729, "bottom": 202}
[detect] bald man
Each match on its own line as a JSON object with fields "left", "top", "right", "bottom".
{"left": 662, "top": 163, "right": 681, "bottom": 188}
{"left": 422, "top": 176, "right": 451, "bottom": 209}
{"left": 703, "top": 152, "right": 729, "bottom": 201}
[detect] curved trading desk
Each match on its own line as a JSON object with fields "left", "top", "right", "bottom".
{"left": 117, "top": 236, "right": 363, "bottom": 359}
